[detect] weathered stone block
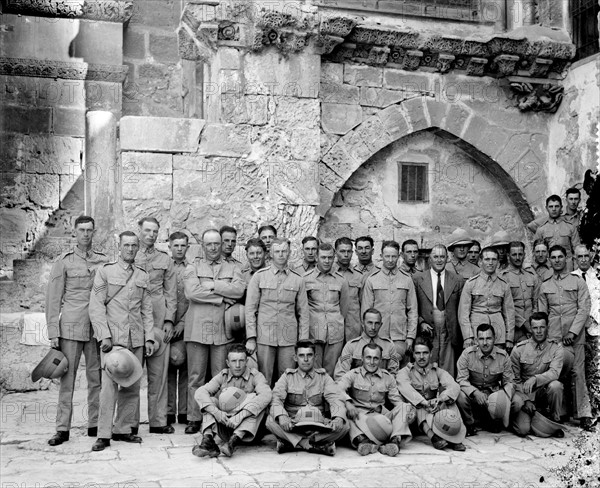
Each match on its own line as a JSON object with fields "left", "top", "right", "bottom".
{"left": 377, "top": 105, "right": 410, "bottom": 140}
{"left": 124, "top": 28, "right": 146, "bottom": 59}
{"left": 120, "top": 116, "right": 205, "bottom": 152}
{"left": 149, "top": 33, "right": 179, "bottom": 64}
{"left": 344, "top": 64, "right": 383, "bottom": 87}
{"left": 173, "top": 154, "right": 208, "bottom": 171}
{"left": 250, "top": 127, "right": 292, "bottom": 160}
{"left": 0, "top": 208, "right": 30, "bottom": 244}
{"left": 462, "top": 116, "right": 512, "bottom": 160}
{"left": 383, "top": 69, "right": 431, "bottom": 92}
{"left": 321, "top": 62, "right": 344, "bottom": 84}
{"left": 425, "top": 99, "right": 449, "bottom": 128}
{"left": 443, "top": 103, "right": 472, "bottom": 138}
{"left": 321, "top": 143, "right": 359, "bottom": 185}
{"left": 291, "top": 129, "right": 321, "bottom": 161}
{"left": 1, "top": 134, "right": 82, "bottom": 174}
{"left": 122, "top": 152, "right": 173, "bottom": 174}
{"left": 219, "top": 48, "right": 241, "bottom": 69}
{"left": 352, "top": 116, "right": 393, "bottom": 155}
{"left": 401, "top": 97, "right": 430, "bottom": 133}
{"left": 275, "top": 98, "right": 320, "bottom": 129}
{"left": 360, "top": 87, "right": 410, "bottom": 108}
{"left": 122, "top": 199, "right": 172, "bottom": 237}
{"left": 321, "top": 103, "right": 363, "bottom": 135}
{"left": 52, "top": 107, "right": 85, "bottom": 137}
{"left": 320, "top": 132, "right": 341, "bottom": 158}
{"left": 2, "top": 105, "right": 52, "bottom": 134}
{"left": 123, "top": 174, "right": 172, "bottom": 200}
{"left": 130, "top": 0, "right": 181, "bottom": 28}
{"left": 27, "top": 174, "right": 60, "bottom": 207}
{"left": 269, "top": 160, "right": 320, "bottom": 205}
{"left": 320, "top": 82, "right": 360, "bottom": 104}
{"left": 199, "top": 124, "right": 251, "bottom": 157}
{"left": 221, "top": 94, "right": 268, "bottom": 125}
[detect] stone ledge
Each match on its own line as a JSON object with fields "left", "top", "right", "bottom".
{"left": 0, "top": 0, "right": 133, "bottom": 22}
{"left": 120, "top": 116, "right": 205, "bottom": 153}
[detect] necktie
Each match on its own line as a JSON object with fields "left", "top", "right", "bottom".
{"left": 581, "top": 273, "right": 587, "bottom": 282}
{"left": 436, "top": 272, "right": 445, "bottom": 311}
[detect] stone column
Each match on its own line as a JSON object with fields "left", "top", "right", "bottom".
{"left": 85, "top": 111, "right": 120, "bottom": 251}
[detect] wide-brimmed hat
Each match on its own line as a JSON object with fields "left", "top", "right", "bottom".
{"left": 490, "top": 230, "right": 511, "bottom": 247}
{"left": 151, "top": 328, "right": 168, "bottom": 357}
{"left": 104, "top": 346, "right": 143, "bottom": 387}
{"left": 531, "top": 411, "right": 564, "bottom": 438}
{"left": 31, "top": 349, "right": 69, "bottom": 382}
{"left": 293, "top": 406, "right": 332, "bottom": 431}
{"left": 447, "top": 228, "right": 473, "bottom": 249}
{"left": 427, "top": 408, "right": 466, "bottom": 443}
{"left": 218, "top": 387, "right": 247, "bottom": 413}
{"left": 169, "top": 339, "right": 186, "bottom": 367}
{"left": 487, "top": 385, "right": 514, "bottom": 428}
{"left": 225, "top": 303, "right": 245, "bottom": 338}
{"left": 355, "top": 412, "right": 392, "bottom": 445}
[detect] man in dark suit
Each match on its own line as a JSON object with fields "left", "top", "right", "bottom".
{"left": 413, "top": 244, "right": 464, "bottom": 377}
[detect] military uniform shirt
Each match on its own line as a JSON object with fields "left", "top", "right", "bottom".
{"left": 534, "top": 217, "right": 580, "bottom": 260}
{"left": 292, "top": 260, "right": 315, "bottom": 276}
{"left": 333, "top": 263, "right": 363, "bottom": 341}
{"left": 89, "top": 259, "right": 155, "bottom": 348}
{"left": 510, "top": 338, "right": 563, "bottom": 400}
{"left": 334, "top": 333, "right": 400, "bottom": 380}
{"left": 456, "top": 346, "right": 513, "bottom": 397}
{"left": 396, "top": 362, "right": 460, "bottom": 406}
{"left": 447, "top": 257, "right": 480, "bottom": 280}
{"left": 499, "top": 265, "right": 540, "bottom": 332}
{"left": 533, "top": 262, "right": 553, "bottom": 282}
{"left": 338, "top": 367, "right": 405, "bottom": 412}
{"left": 172, "top": 259, "right": 189, "bottom": 330}
{"left": 45, "top": 246, "right": 108, "bottom": 341}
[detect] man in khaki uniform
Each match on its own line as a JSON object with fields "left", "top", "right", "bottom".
{"left": 89, "top": 231, "right": 156, "bottom": 451}
{"left": 246, "top": 237, "right": 310, "bottom": 383}
{"left": 532, "top": 239, "right": 553, "bottom": 282}
{"left": 334, "top": 308, "right": 400, "bottom": 380}
{"left": 446, "top": 228, "right": 479, "bottom": 280}
{"left": 459, "top": 247, "right": 515, "bottom": 351}
{"left": 353, "top": 236, "right": 379, "bottom": 278}
{"left": 534, "top": 195, "right": 580, "bottom": 271}
{"left": 538, "top": 245, "right": 593, "bottom": 431}
{"left": 241, "top": 238, "right": 267, "bottom": 287}
{"left": 220, "top": 225, "right": 243, "bottom": 270}
{"left": 399, "top": 239, "right": 424, "bottom": 275}
{"left": 334, "top": 237, "right": 363, "bottom": 341}
{"left": 467, "top": 241, "right": 481, "bottom": 267}
{"left": 499, "top": 241, "right": 540, "bottom": 343}
{"left": 167, "top": 231, "right": 190, "bottom": 426}
{"left": 510, "top": 312, "right": 564, "bottom": 431}
{"left": 456, "top": 324, "right": 515, "bottom": 435}
{"left": 362, "top": 240, "right": 418, "bottom": 363}
{"left": 46, "top": 215, "right": 107, "bottom": 446}
{"left": 563, "top": 188, "right": 582, "bottom": 231}
{"left": 490, "top": 230, "right": 511, "bottom": 271}
{"left": 134, "top": 217, "right": 177, "bottom": 435}
{"left": 293, "top": 236, "right": 318, "bottom": 276}
{"left": 303, "top": 243, "right": 350, "bottom": 376}
{"left": 183, "top": 228, "right": 245, "bottom": 433}
{"left": 267, "top": 340, "right": 349, "bottom": 455}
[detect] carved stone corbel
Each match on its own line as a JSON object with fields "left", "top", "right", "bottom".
{"left": 466, "top": 57, "right": 488, "bottom": 76}
{"left": 528, "top": 57, "right": 553, "bottom": 77}
{"left": 403, "top": 50, "right": 424, "bottom": 70}
{"left": 494, "top": 54, "right": 520, "bottom": 76}
{"left": 505, "top": 77, "right": 564, "bottom": 113}
{"left": 436, "top": 53, "right": 455, "bottom": 73}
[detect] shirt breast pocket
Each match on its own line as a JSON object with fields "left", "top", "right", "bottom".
{"left": 351, "top": 383, "right": 371, "bottom": 403}
{"left": 282, "top": 283, "right": 299, "bottom": 301}
{"left": 306, "top": 283, "right": 321, "bottom": 300}
{"left": 135, "top": 279, "right": 148, "bottom": 298}
{"left": 107, "top": 277, "right": 126, "bottom": 298}
{"left": 149, "top": 262, "right": 168, "bottom": 282}
{"left": 218, "top": 271, "right": 233, "bottom": 283}
{"left": 66, "top": 267, "right": 92, "bottom": 288}
{"left": 328, "top": 283, "right": 342, "bottom": 302}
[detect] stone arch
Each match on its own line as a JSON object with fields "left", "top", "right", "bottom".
{"left": 318, "top": 96, "right": 542, "bottom": 226}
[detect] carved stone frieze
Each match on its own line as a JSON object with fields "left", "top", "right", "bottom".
{"left": 465, "top": 57, "right": 488, "bottom": 76}
{"left": 403, "top": 50, "right": 423, "bottom": 71}
{"left": 507, "top": 80, "right": 564, "bottom": 113}
{"left": 436, "top": 53, "right": 455, "bottom": 73}
{"left": 493, "top": 54, "right": 520, "bottom": 76}
{"left": 528, "top": 57, "right": 553, "bottom": 77}
{"left": 1, "top": 0, "right": 133, "bottom": 22}
{"left": 315, "top": 35, "right": 345, "bottom": 55}
{"left": 0, "top": 56, "right": 128, "bottom": 82}
{"left": 368, "top": 46, "right": 390, "bottom": 65}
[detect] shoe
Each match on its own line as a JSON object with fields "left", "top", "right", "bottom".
{"left": 185, "top": 421, "right": 201, "bottom": 434}
{"left": 378, "top": 442, "right": 399, "bottom": 457}
{"left": 48, "top": 431, "right": 69, "bottom": 446}
{"left": 91, "top": 438, "right": 110, "bottom": 451}
{"left": 309, "top": 441, "right": 336, "bottom": 456}
{"left": 220, "top": 434, "right": 240, "bottom": 457}
{"left": 431, "top": 434, "right": 448, "bottom": 450}
{"left": 192, "top": 435, "right": 220, "bottom": 458}
{"left": 131, "top": 426, "right": 139, "bottom": 436}
{"left": 357, "top": 441, "right": 378, "bottom": 456}
{"left": 450, "top": 442, "right": 466, "bottom": 451}
{"left": 178, "top": 414, "right": 188, "bottom": 424}
{"left": 466, "top": 425, "right": 478, "bottom": 437}
{"left": 275, "top": 439, "right": 295, "bottom": 454}
{"left": 167, "top": 414, "right": 176, "bottom": 426}
{"left": 554, "top": 429, "right": 565, "bottom": 438}
{"left": 149, "top": 425, "right": 175, "bottom": 434}
{"left": 487, "top": 421, "right": 503, "bottom": 433}
{"left": 87, "top": 427, "right": 97, "bottom": 437}
{"left": 580, "top": 418, "right": 595, "bottom": 432}
{"left": 111, "top": 433, "right": 142, "bottom": 443}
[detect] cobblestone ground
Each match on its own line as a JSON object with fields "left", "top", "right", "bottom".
{"left": 0, "top": 387, "right": 586, "bottom": 488}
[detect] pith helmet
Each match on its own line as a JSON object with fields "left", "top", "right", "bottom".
{"left": 355, "top": 412, "right": 393, "bottom": 445}
{"left": 293, "top": 406, "right": 332, "bottom": 431}
{"left": 31, "top": 349, "right": 69, "bottom": 382}
{"left": 169, "top": 340, "right": 186, "bottom": 367}
{"left": 104, "top": 346, "right": 143, "bottom": 387}
{"left": 447, "top": 228, "right": 473, "bottom": 249}
{"left": 218, "top": 387, "right": 247, "bottom": 413}
{"left": 490, "top": 230, "right": 511, "bottom": 247}
{"left": 487, "top": 387, "right": 512, "bottom": 428}
{"left": 531, "top": 411, "right": 564, "bottom": 438}
{"left": 151, "top": 328, "right": 168, "bottom": 357}
{"left": 427, "top": 408, "right": 466, "bottom": 443}
{"left": 225, "top": 303, "right": 245, "bottom": 337}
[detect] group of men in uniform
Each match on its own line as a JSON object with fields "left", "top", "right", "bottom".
{"left": 42, "top": 186, "right": 596, "bottom": 457}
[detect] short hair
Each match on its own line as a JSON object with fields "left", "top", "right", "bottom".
{"left": 362, "top": 307, "right": 382, "bottom": 322}
{"left": 362, "top": 343, "right": 383, "bottom": 357}
{"left": 574, "top": 244, "right": 590, "bottom": 254}
{"left": 413, "top": 335, "right": 433, "bottom": 352}
{"left": 335, "top": 237, "right": 353, "bottom": 250}
{"left": 119, "top": 230, "right": 138, "bottom": 242}
{"left": 469, "top": 240, "right": 481, "bottom": 251}
{"left": 509, "top": 241, "right": 525, "bottom": 252}
{"left": 529, "top": 311, "right": 549, "bottom": 325}
{"left": 245, "top": 238, "right": 266, "bottom": 252}
{"left": 74, "top": 215, "right": 95, "bottom": 228}
{"left": 295, "top": 340, "right": 316, "bottom": 353}
{"left": 381, "top": 240, "right": 400, "bottom": 253}
{"left": 227, "top": 343, "right": 248, "bottom": 357}
{"left": 258, "top": 225, "right": 277, "bottom": 236}
{"left": 138, "top": 216, "right": 160, "bottom": 227}
{"left": 430, "top": 243, "right": 447, "bottom": 256}
{"left": 402, "top": 239, "right": 419, "bottom": 252}
{"left": 548, "top": 245, "right": 567, "bottom": 257}
{"left": 318, "top": 242, "right": 335, "bottom": 255}
{"left": 270, "top": 237, "right": 290, "bottom": 248}
{"left": 566, "top": 187, "right": 581, "bottom": 197}
{"left": 355, "top": 235, "right": 374, "bottom": 248}
{"left": 546, "top": 195, "right": 562, "bottom": 206}
{"left": 202, "top": 228, "right": 220, "bottom": 240}
{"left": 533, "top": 238, "right": 548, "bottom": 250}
{"left": 481, "top": 247, "right": 499, "bottom": 258}
{"left": 476, "top": 323, "right": 495, "bottom": 337}
{"left": 219, "top": 225, "right": 237, "bottom": 236}
{"left": 169, "top": 231, "right": 189, "bottom": 243}
{"left": 302, "top": 236, "right": 319, "bottom": 246}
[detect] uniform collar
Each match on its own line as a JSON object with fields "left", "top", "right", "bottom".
{"left": 334, "top": 263, "right": 353, "bottom": 273}
{"left": 381, "top": 266, "right": 397, "bottom": 276}
{"left": 227, "top": 367, "right": 251, "bottom": 382}
{"left": 360, "top": 333, "right": 381, "bottom": 343}
{"left": 414, "top": 362, "right": 435, "bottom": 375}
{"left": 141, "top": 245, "right": 155, "bottom": 254}
{"left": 355, "top": 262, "right": 374, "bottom": 272}
{"left": 360, "top": 366, "right": 383, "bottom": 378}
{"left": 173, "top": 258, "right": 188, "bottom": 267}
{"left": 507, "top": 264, "right": 524, "bottom": 274}
{"left": 73, "top": 246, "right": 93, "bottom": 259}
{"left": 532, "top": 339, "right": 548, "bottom": 351}
{"left": 118, "top": 257, "right": 133, "bottom": 270}
{"left": 301, "top": 261, "right": 316, "bottom": 271}
{"left": 534, "top": 261, "right": 550, "bottom": 270}
{"left": 476, "top": 346, "right": 498, "bottom": 360}
{"left": 272, "top": 266, "right": 290, "bottom": 275}
{"left": 316, "top": 267, "right": 335, "bottom": 278}
{"left": 450, "top": 257, "right": 468, "bottom": 267}
{"left": 553, "top": 271, "right": 570, "bottom": 280}
{"left": 481, "top": 272, "right": 498, "bottom": 282}
{"left": 207, "top": 256, "right": 223, "bottom": 265}
{"left": 299, "top": 369, "right": 315, "bottom": 379}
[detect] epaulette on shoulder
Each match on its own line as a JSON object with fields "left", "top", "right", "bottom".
{"left": 93, "top": 249, "right": 107, "bottom": 256}
{"left": 370, "top": 269, "right": 382, "bottom": 277}
{"left": 496, "top": 274, "right": 508, "bottom": 283}
{"left": 134, "top": 264, "right": 148, "bottom": 273}
{"left": 288, "top": 267, "right": 301, "bottom": 277}
{"left": 398, "top": 268, "right": 410, "bottom": 277}
{"left": 496, "top": 347, "right": 509, "bottom": 356}
{"left": 542, "top": 274, "right": 553, "bottom": 282}
{"left": 59, "top": 250, "right": 75, "bottom": 259}
{"left": 256, "top": 266, "right": 270, "bottom": 274}
{"left": 285, "top": 368, "right": 297, "bottom": 374}
{"left": 466, "top": 274, "right": 479, "bottom": 282}
{"left": 103, "top": 260, "right": 118, "bottom": 267}
{"left": 515, "top": 339, "right": 529, "bottom": 348}
{"left": 347, "top": 336, "right": 361, "bottom": 344}
{"left": 314, "top": 367, "right": 327, "bottom": 374}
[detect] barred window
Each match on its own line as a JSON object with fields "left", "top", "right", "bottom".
{"left": 571, "top": 0, "right": 600, "bottom": 60}
{"left": 399, "top": 163, "right": 429, "bottom": 203}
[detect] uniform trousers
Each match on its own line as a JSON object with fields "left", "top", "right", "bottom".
{"left": 314, "top": 341, "right": 344, "bottom": 377}
{"left": 561, "top": 343, "right": 592, "bottom": 418}
{"left": 456, "top": 390, "right": 515, "bottom": 427}
{"left": 393, "top": 340, "right": 408, "bottom": 368}
{"left": 431, "top": 310, "right": 455, "bottom": 377}
{"left": 145, "top": 343, "right": 170, "bottom": 427}
{"left": 56, "top": 337, "right": 101, "bottom": 431}
{"left": 97, "top": 347, "right": 143, "bottom": 439}
{"left": 200, "top": 398, "right": 265, "bottom": 442}
{"left": 186, "top": 342, "right": 228, "bottom": 422}
{"left": 511, "top": 384, "right": 564, "bottom": 435}
{"left": 266, "top": 415, "right": 349, "bottom": 447}
{"left": 167, "top": 361, "right": 188, "bottom": 417}
{"left": 349, "top": 405, "right": 413, "bottom": 444}
{"left": 256, "top": 344, "right": 295, "bottom": 384}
